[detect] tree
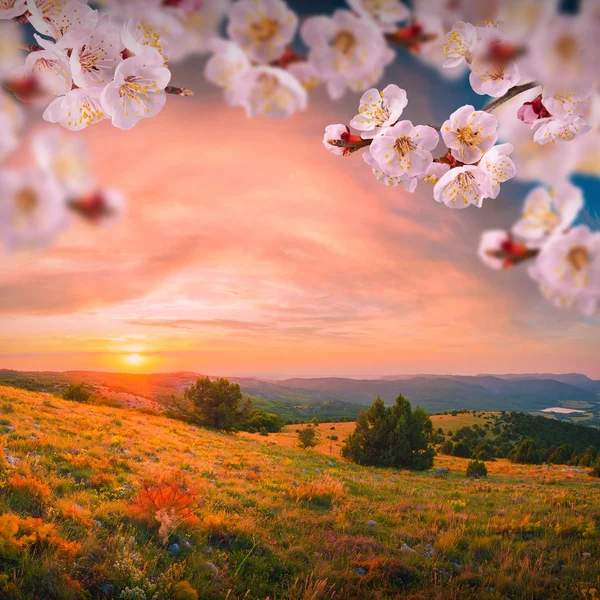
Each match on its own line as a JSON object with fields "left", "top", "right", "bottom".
{"left": 466, "top": 460, "right": 488, "bottom": 478}
{"left": 510, "top": 439, "right": 541, "bottom": 464}
{"left": 341, "top": 394, "right": 434, "bottom": 470}
{"left": 440, "top": 440, "right": 454, "bottom": 455}
{"left": 298, "top": 427, "right": 318, "bottom": 449}
{"left": 452, "top": 441, "right": 471, "bottom": 459}
{"left": 63, "top": 382, "right": 91, "bottom": 403}
{"left": 184, "top": 377, "right": 245, "bottom": 430}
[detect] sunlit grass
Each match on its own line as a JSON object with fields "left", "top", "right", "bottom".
{"left": 0, "top": 385, "right": 599, "bottom": 599}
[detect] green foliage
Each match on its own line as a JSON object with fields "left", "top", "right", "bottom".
{"left": 510, "top": 439, "right": 541, "bottom": 465}
{"left": 440, "top": 440, "right": 454, "bottom": 455}
{"left": 184, "top": 377, "right": 247, "bottom": 430}
{"left": 452, "top": 441, "right": 471, "bottom": 459}
{"left": 466, "top": 460, "right": 488, "bottom": 478}
{"left": 311, "top": 417, "right": 320, "bottom": 426}
{"left": 242, "top": 410, "right": 282, "bottom": 433}
{"left": 297, "top": 426, "right": 318, "bottom": 449}
{"left": 62, "top": 382, "right": 91, "bottom": 403}
{"left": 341, "top": 395, "right": 435, "bottom": 470}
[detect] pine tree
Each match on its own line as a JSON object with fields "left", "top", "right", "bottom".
{"left": 342, "top": 394, "right": 434, "bottom": 470}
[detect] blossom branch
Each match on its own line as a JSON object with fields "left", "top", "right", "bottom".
{"left": 481, "top": 81, "right": 540, "bottom": 113}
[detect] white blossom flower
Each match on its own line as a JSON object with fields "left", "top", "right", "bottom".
{"left": 102, "top": 0, "right": 186, "bottom": 61}
{"left": 443, "top": 21, "right": 478, "bottom": 68}
{"left": 287, "top": 62, "right": 320, "bottom": 91}
{"left": 369, "top": 120, "right": 439, "bottom": 178}
{"left": 0, "top": 92, "right": 22, "bottom": 161}
{"left": 227, "top": 0, "right": 298, "bottom": 64}
{"left": 532, "top": 116, "right": 592, "bottom": 145}
{"left": 25, "top": 48, "right": 72, "bottom": 96}
{"left": 301, "top": 9, "right": 388, "bottom": 99}
{"left": 43, "top": 88, "right": 106, "bottom": 131}
{"left": 512, "top": 182, "right": 583, "bottom": 246}
{"left": 478, "top": 230, "right": 512, "bottom": 270}
{"left": 0, "top": 21, "right": 23, "bottom": 81}
{"left": 363, "top": 149, "right": 403, "bottom": 186}
{"left": 100, "top": 54, "right": 171, "bottom": 130}
{"left": 204, "top": 39, "right": 250, "bottom": 106}
{"left": 172, "top": 0, "right": 228, "bottom": 57}
{"left": 32, "top": 129, "right": 95, "bottom": 197}
{"left": 323, "top": 124, "right": 352, "bottom": 157}
{"left": 441, "top": 105, "right": 498, "bottom": 164}
{"left": 346, "top": 0, "right": 410, "bottom": 32}
{"left": 349, "top": 84, "right": 408, "bottom": 140}
{"left": 233, "top": 66, "right": 307, "bottom": 119}
{"left": 0, "top": 168, "right": 68, "bottom": 251}
{"left": 365, "top": 150, "right": 449, "bottom": 191}
{"left": 433, "top": 164, "right": 491, "bottom": 208}
{"left": 529, "top": 226, "right": 600, "bottom": 316}
{"left": 542, "top": 91, "right": 592, "bottom": 123}
{"left": 495, "top": 90, "right": 584, "bottom": 185}
{"left": 421, "top": 161, "right": 450, "bottom": 185}
{"left": 121, "top": 19, "right": 170, "bottom": 61}
{"left": 527, "top": 15, "right": 599, "bottom": 95}
{"left": 70, "top": 15, "right": 124, "bottom": 91}
{"left": 478, "top": 143, "right": 516, "bottom": 199}
{"left": 469, "top": 57, "right": 520, "bottom": 98}
{"left": 0, "top": 0, "right": 26, "bottom": 19}
{"left": 26, "top": 0, "right": 97, "bottom": 41}
{"left": 330, "top": 45, "right": 395, "bottom": 100}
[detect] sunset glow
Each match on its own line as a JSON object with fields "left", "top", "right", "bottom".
{"left": 0, "top": 68, "right": 599, "bottom": 379}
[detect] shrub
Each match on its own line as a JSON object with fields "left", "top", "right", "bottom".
{"left": 342, "top": 395, "right": 434, "bottom": 470}
{"left": 130, "top": 476, "right": 199, "bottom": 544}
{"left": 590, "top": 459, "right": 600, "bottom": 478}
{"left": 62, "top": 382, "right": 91, "bottom": 403}
{"left": 452, "top": 441, "right": 471, "bottom": 459}
{"left": 298, "top": 427, "right": 318, "bottom": 449}
{"left": 440, "top": 440, "right": 454, "bottom": 455}
{"left": 466, "top": 460, "right": 488, "bottom": 478}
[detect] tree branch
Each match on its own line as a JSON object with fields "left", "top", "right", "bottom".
{"left": 481, "top": 81, "right": 540, "bottom": 113}
{"left": 165, "top": 86, "right": 194, "bottom": 97}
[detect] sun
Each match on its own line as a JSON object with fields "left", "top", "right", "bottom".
{"left": 124, "top": 353, "right": 144, "bottom": 367}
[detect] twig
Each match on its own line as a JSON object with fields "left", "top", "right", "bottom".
{"left": 165, "top": 86, "right": 194, "bottom": 97}
{"left": 482, "top": 81, "right": 540, "bottom": 113}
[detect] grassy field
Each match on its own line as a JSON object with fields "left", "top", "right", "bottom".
{"left": 1, "top": 386, "right": 600, "bottom": 600}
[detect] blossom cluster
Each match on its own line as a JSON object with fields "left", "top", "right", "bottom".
{"left": 321, "top": 4, "right": 599, "bottom": 317}
{"left": 479, "top": 183, "right": 599, "bottom": 317}
{"left": 324, "top": 86, "right": 517, "bottom": 209}
{"left": 1, "top": 0, "right": 177, "bottom": 131}
{"left": 0, "top": 126, "right": 124, "bottom": 252}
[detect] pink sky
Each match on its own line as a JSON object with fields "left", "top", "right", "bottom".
{"left": 1, "top": 81, "right": 599, "bottom": 378}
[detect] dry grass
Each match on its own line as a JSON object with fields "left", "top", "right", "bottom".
{"left": 0, "top": 385, "right": 599, "bottom": 600}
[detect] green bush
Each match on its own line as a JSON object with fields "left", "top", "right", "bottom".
{"left": 466, "top": 460, "right": 488, "bottom": 478}
{"left": 62, "top": 383, "right": 91, "bottom": 403}
{"left": 298, "top": 427, "right": 318, "bottom": 449}
{"left": 341, "top": 394, "right": 434, "bottom": 470}
{"left": 452, "top": 441, "right": 471, "bottom": 459}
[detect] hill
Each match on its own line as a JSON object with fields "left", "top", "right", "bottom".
{"left": 1, "top": 369, "right": 599, "bottom": 425}
{"left": 1, "top": 385, "right": 600, "bottom": 599}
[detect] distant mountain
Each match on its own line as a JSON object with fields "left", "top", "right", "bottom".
{"left": 1, "top": 369, "right": 598, "bottom": 422}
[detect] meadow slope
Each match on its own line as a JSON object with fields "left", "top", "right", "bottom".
{"left": 1, "top": 386, "right": 600, "bottom": 599}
